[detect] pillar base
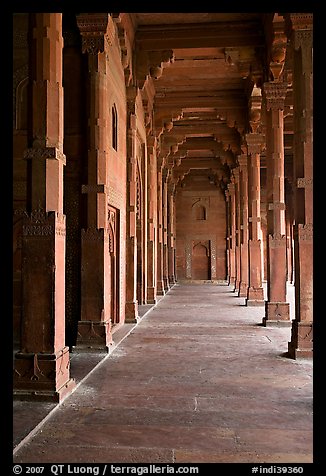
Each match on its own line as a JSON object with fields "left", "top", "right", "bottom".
{"left": 228, "top": 277, "right": 236, "bottom": 287}
{"left": 246, "top": 287, "right": 264, "bottom": 306}
{"left": 146, "top": 287, "right": 157, "bottom": 305}
{"left": 13, "top": 347, "right": 76, "bottom": 402}
{"left": 13, "top": 378, "right": 76, "bottom": 402}
{"left": 169, "top": 275, "right": 176, "bottom": 285}
{"left": 76, "top": 320, "right": 113, "bottom": 352}
{"left": 234, "top": 279, "right": 240, "bottom": 293}
{"left": 125, "top": 301, "right": 139, "bottom": 323}
{"left": 287, "top": 321, "right": 313, "bottom": 359}
{"left": 263, "top": 302, "right": 291, "bottom": 326}
{"left": 238, "top": 282, "right": 248, "bottom": 298}
{"left": 163, "top": 277, "right": 170, "bottom": 292}
{"left": 157, "top": 280, "right": 166, "bottom": 296}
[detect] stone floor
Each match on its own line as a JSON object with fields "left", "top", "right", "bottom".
{"left": 13, "top": 282, "right": 313, "bottom": 464}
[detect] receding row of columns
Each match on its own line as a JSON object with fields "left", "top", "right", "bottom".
{"left": 13, "top": 13, "right": 312, "bottom": 403}
{"left": 225, "top": 15, "right": 313, "bottom": 358}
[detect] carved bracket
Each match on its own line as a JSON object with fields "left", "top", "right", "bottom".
{"left": 77, "top": 13, "right": 111, "bottom": 55}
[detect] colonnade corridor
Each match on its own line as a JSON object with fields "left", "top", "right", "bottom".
{"left": 13, "top": 282, "right": 312, "bottom": 464}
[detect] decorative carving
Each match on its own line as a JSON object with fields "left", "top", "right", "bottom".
{"left": 268, "top": 202, "right": 286, "bottom": 210}
{"left": 248, "top": 86, "right": 262, "bottom": 133}
{"left": 13, "top": 64, "right": 29, "bottom": 128}
{"left": 24, "top": 147, "right": 66, "bottom": 164}
{"left": 297, "top": 223, "right": 313, "bottom": 242}
{"left": 268, "top": 233, "right": 286, "bottom": 248}
{"left": 263, "top": 82, "right": 287, "bottom": 111}
{"left": 269, "top": 14, "right": 288, "bottom": 81}
{"left": 290, "top": 13, "right": 313, "bottom": 31}
{"left": 77, "top": 13, "right": 111, "bottom": 54}
{"left": 136, "top": 49, "right": 174, "bottom": 88}
{"left": 237, "top": 155, "right": 248, "bottom": 168}
{"left": 23, "top": 208, "right": 66, "bottom": 237}
{"left": 81, "top": 184, "right": 108, "bottom": 194}
{"left": 81, "top": 227, "right": 109, "bottom": 243}
{"left": 297, "top": 178, "right": 313, "bottom": 188}
{"left": 289, "top": 14, "right": 313, "bottom": 51}
{"left": 245, "top": 133, "right": 265, "bottom": 155}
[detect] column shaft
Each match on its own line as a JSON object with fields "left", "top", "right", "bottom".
{"left": 156, "top": 165, "right": 165, "bottom": 295}
{"left": 168, "top": 185, "right": 176, "bottom": 285}
{"left": 227, "top": 184, "right": 236, "bottom": 286}
{"left": 146, "top": 135, "right": 158, "bottom": 304}
{"left": 76, "top": 16, "right": 115, "bottom": 347}
{"left": 238, "top": 155, "right": 249, "bottom": 297}
{"left": 125, "top": 93, "right": 139, "bottom": 322}
{"left": 14, "top": 13, "right": 75, "bottom": 401}
{"left": 234, "top": 168, "right": 241, "bottom": 293}
{"left": 263, "top": 81, "right": 290, "bottom": 325}
{"left": 288, "top": 15, "right": 313, "bottom": 358}
{"left": 162, "top": 170, "right": 170, "bottom": 292}
{"left": 246, "top": 134, "right": 264, "bottom": 305}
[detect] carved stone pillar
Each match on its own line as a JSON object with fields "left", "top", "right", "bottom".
{"left": 13, "top": 14, "right": 75, "bottom": 401}
{"left": 238, "top": 155, "right": 249, "bottom": 298}
{"left": 125, "top": 87, "right": 139, "bottom": 322}
{"left": 168, "top": 182, "right": 176, "bottom": 285}
{"left": 225, "top": 189, "right": 231, "bottom": 284}
{"left": 287, "top": 14, "right": 313, "bottom": 358}
{"left": 162, "top": 168, "right": 170, "bottom": 292}
{"left": 146, "top": 135, "right": 157, "bottom": 304}
{"left": 227, "top": 183, "right": 236, "bottom": 287}
{"left": 262, "top": 81, "right": 290, "bottom": 325}
{"left": 233, "top": 168, "right": 241, "bottom": 293}
{"left": 75, "top": 14, "right": 115, "bottom": 347}
{"left": 246, "top": 133, "right": 265, "bottom": 305}
{"left": 285, "top": 180, "right": 294, "bottom": 284}
{"left": 156, "top": 161, "right": 165, "bottom": 295}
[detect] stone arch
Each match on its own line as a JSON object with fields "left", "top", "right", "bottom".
{"left": 15, "top": 76, "right": 29, "bottom": 130}
{"left": 194, "top": 204, "right": 206, "bottom": 220}
{"left": 107, "top": 206, "right": 120, "bottom": 325}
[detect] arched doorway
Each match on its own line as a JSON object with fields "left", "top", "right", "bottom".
{"left": 192, "top": 241, "right": 211, "bottom": 280}
{"left": 107, "top": 206, "right": 120, "bottom": 325}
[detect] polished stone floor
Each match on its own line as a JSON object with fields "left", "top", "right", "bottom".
{"left": 13, "top": 282, "right": 313, "bottom": 463}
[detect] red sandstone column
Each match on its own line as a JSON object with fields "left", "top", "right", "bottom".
{"left": 156, "top": 161, "right": 165, "bottom": 295}
{"left": 13, "top": 14, "right": 75, "bottom": 401}
{"left": 262, "top": 81, "right": 290, "bottom": 325}
{"left": 287, "top": 14, "right": 313, "bottom": 358}
{"left": 168, "top": 181, "right": 177, "bottom": 285}
{"left": 227, "top": 183, "right": 236, "bottom": 287}
{"left": 146, "top": 135, "right": 158, "bottom": 304}
{"left": 125, "top": 87, "right": 139, "bottom": 322}
{"left": 246, "top": 133, "right": 265, "bottom": 305}
{"left": 225, "top": 189, "right": 231, "bottom": 284}
{"left": 76, "top": 14, "right": 114, "bottom": 347}
{"left": 238, "top": 155, "right": 249, "bottom": 298}
{"left": 233, "top": 168, "right": 241, "bottom": 293}
{"left": 285, "top": 181, "right": 294, "bottom": 284}
{"left": 162, "top": 168, "right": 170, "bottom": 292}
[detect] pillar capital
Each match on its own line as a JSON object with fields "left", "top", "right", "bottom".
{"left": 263, "top": 81, "right": 287, "bottom": 111}
{"left": 287, "top": 13, "right": 313, "bottom": 51}
{"left": 245, "top": 133, "right": 265, "bottom": 155}
{"left": 289, "top": 13, "right": 313, "bottom": 31}
{"left": 237, "top": 154, "right": 248, "bottom": 168}
{"left": 77, "top": 13, "right": 112, "bottom": 54}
